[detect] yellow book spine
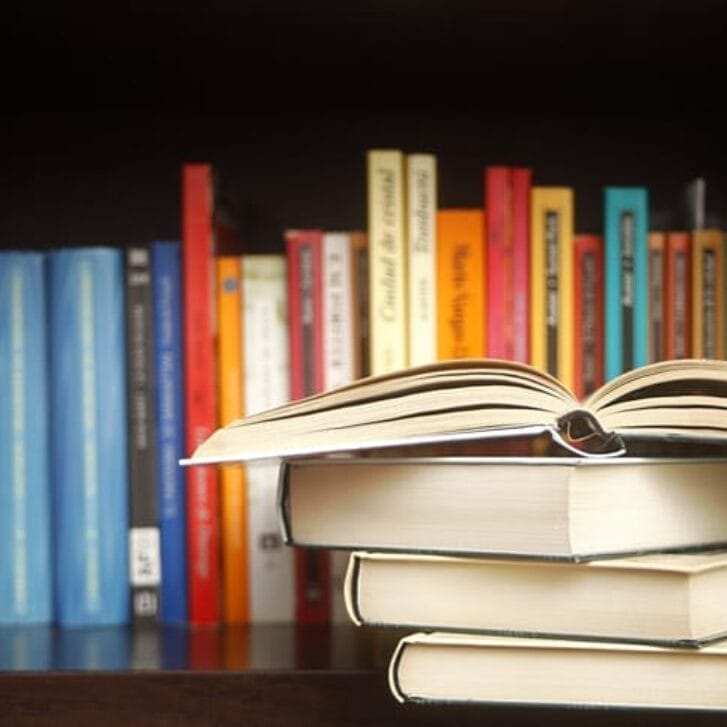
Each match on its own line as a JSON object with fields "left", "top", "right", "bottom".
{"left": 367, "top": 149, "right": 408, "bottom": 374}
{"left": 530, "top": 187, "right": 574, "bottom": 389}
{"left": 216, "top": 256, "right": 249, "bottom": 623}
{"left": 436, "top": 209, "right": 486, "bottom": 359}
{"left": 692, "top": 229, "right": 725, "bottom": 359}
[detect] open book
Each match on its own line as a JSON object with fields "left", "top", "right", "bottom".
{"left": 185, "top": 358, "right": 727, "bottom": 464}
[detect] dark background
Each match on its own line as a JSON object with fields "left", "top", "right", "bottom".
{"left": 2, "top": 1, "right": 727, "bottom": 251}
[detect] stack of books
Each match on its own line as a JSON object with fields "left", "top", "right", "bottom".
{"left": 186, "top": 357, "right": 727, "bottom": 712}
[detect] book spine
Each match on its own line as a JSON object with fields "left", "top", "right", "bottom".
{"left": 285, "top": 230, "right": 330, "bottom": 624}
{"left": 216, "top": 255, "right": 248, "bottom": 623}
{"left": 0, "top": 253, "right": 52, "bottom": 624}
{"left": 349, "top": 232, "right": 370, "bottom": 379}
{"left": 242, "top": 255, "right": 294, "bottom": 623}
{"left": 573, "top": 235, "right": 604, "bottom": 400}
{"left": 151, "top": 241, "right": 187, "bottom": 623}
{"left": 485, "top": 166, "right": 510, "bottom": 359}
{"left": 530, "top": 188, "right": 574, "bottom": 389}
{"left": 647, "top": 232, "right": 666, "bottom": 362}
{"left": 663, "top": 232, "right": 692, "bottom": 360}
{"left": 511, "top": 167, "right": 532, "bottom": 364}
{"left": 125, "top": 245, "right": 161, "bottom": 622}
{"left": 407, "top": 154, "right": 437, "bottom": 366}
{"left": 49, "top": 248, "right": 129, "bottom": 626}
{"left": 182, "top": 163, "right": 220, "bottom": 625}
{"left": 691, "top": 229, "right": 725, "bottom": 358}
{"left": 367, "top": 149, "right": 408, "bottom": 374}
{"left": 436, "top": 209, "right": 486, "bottom": 359}
{"left": 604, "top": 187, "right": 649, "bottom": 379}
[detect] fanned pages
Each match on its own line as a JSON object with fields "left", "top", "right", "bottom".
{"left": 184, "top": 358, "right": 727, "bottom": 465}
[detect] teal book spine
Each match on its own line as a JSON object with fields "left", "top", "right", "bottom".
{"left": 0, "top": 252, "right": 53, "bottom": 624}
{"left": 49, "top": 248, "right": 129, "bottom": 626}
{"left": 604, "top": 187, "right": 649, "bottom": 380}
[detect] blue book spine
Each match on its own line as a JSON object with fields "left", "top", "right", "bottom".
{"left": 151, "top": 241, "right": 187, "bottom": 623}
{"left": 604, "top": 187, "right": 649, "bottom": 380}
{"left": 0, "top": 253, "right": 53, "bottom": 624}
{"left": 49, "top": 248, "right": 129, "bottom": 626}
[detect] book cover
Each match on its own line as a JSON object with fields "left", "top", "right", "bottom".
{"left": 216, "top": 255, "right": 248, "bottom": 623}
{"left": 0, "top": 252, "right": 52, "bottom": 624}
{"left": 573, "top": 235, "right": 604, "bottom": 400}
{"left": 285, "top": 230, "right": 330, "bottom": 624}
{"left": 125, "top": 245, "right": 161, "bottom": 622}
{"left": 349, "top": 231, "right": 369, "bottom": 379}
{"left": 530, "top": 187, "right": 574, "bottom": 388}
{"left": 436, "top": 209, "right": 485, "bottom": 359}
{"left": 151, "top": 241, "right": 187, "bottom": 624}
{"left": 604, "top": 187, "right": 649, "bottom": 380}
{"left": 49, "top": 248, "right": 129, "bottom": 626}
{"left": 647, "top": 232, "right": 665, "bottom": 362}
{"left": 692, "top": 229, "right": 724, "bottom": 359}
{"left": 511, "top": 167, "right": 532, "bottom": 364}
{"left": 182, "top": 162, "right": 220, "bottom": 625}
{"left": 0, "top": 626, "right": 53, "bottom": 669}
{"left": 407, "top": 154, "right": 437, "bottom": 366}
{"left": 242, "top": 255, "right": 294, "bottom": 623}
{"left": 663, "top": 232, "right": 691, "bottom": 360}
{"left": 367, "top": 149, "right": 408, "bottom": 374}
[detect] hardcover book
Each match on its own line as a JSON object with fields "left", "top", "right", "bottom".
{"left": 647, "top": 232, "right": 665, "bottom": 362}
{"left": 664, "top": 231, "right": 692, "bottom": 360}
{"left": 691, "top": 229, "right": 724, "bottom": 359}
{"left": 49, "top": 248, "right": 129, "bottom": 626}
{"left": 346, "top": 550, "right": 727, "bottom": 646}
{"left": 0, "top": 252, "right": 52, "bottom": 624}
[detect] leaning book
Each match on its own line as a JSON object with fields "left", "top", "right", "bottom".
{"left": 389, "top": 632, "right": 727, "bottom": 711}
{"left": 345, "top": 550, "right": 727, "bottom": 646}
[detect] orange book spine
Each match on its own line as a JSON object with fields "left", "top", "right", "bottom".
{"left": 647, "top": 232, "right": 666, "bottom": 362}
{"left": 216, "top": 256, "right": 249, "bottom": 623}
{"left": 692, "top": 229, "right": 724, "bottom": 359}
{"left": 436, "top": 209, "right": 485, "bottom": 359}
{"left": 664, "top": 232, "right": 691, "bottom": 359}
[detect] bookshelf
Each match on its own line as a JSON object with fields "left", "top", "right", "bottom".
{"left": 4, "top": 2, "right": 727, "bottom": 722}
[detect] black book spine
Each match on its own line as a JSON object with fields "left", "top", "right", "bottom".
{"left": 125, "top": 245, "right": 161, "bottom": 621}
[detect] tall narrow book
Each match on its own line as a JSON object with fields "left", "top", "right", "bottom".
{"left": 125, "top": 245, "right": 161, "bottom": 622}
{"left": 182, "top": 162, "right": 220, "bottom": 624}
{"left": 49, "top": 248, "right": 129, "bottom": 626}
{"left": 279, "top": 457, "right": 727, "bottom": 560}
{"left": 692, "top": 229, "right": 724, "bottom": 359}
{"left": 346, "top": 550, "right": 727, "bottom": 645}
{"left": 151, "top": 241, "right": 187, "bottom": 623}
{"left": 389, "top": 632, "right": 727, "bottom": 710}
{"left": 664, "top": 231, "right": 691, "bottom": 359}
{"left": 0, "top": 252, "right": 52, "bottom": 624}
{"left": 604, "top": 187, "right": 649, "bottom": 379}
{"left": 647, "top": 232, "right": 665, "bottom": 362}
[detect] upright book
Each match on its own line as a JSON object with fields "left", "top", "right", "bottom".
{"left": 691, "top": 229, "right": 724, "bottom": 359}
{"left": 604, "top": 187, "right": 649, "bottom": 379}
{"left": 151, "top": 241, "right": 186, "bottom": 623}
{"left": 125, "top": 245, "right": 161, "bottom": 622}
{"left": 664, "top": 231, "right": 691, "bottom": 360}
{"left": 647, "top": 232, "right": 665, "bottom": 362}
{"left": 0, "top": 252, "right": 52, "bottom": 624}
{"left": 182, "top": 162, "right": 220, "bottom": 624}
{"left": 49, "top": 248, "right": 129, "bottom": 626}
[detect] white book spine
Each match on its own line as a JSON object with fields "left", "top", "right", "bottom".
{"left": 407, "top": 154, "right": 437, "bottom": 366}
{"left": 242, "top": 255, "right": 294, "bottom": 622}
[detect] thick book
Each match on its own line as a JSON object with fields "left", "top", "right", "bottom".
{"left": 49, "top": 248, "right": 129, "bottom": 626}
{"left": 186, "top": 357, "right": 727, "bottom": 465}
{"left": 242, "top": 254, "right": 295, "bottom": 623}
{"left": 367, "top": 149, "right": 408, "bottom": 374}
{"left": 436, "top": 209, "right": 485, "bottom": 359}
{"left": 182, "top": 162, "right": 220, "bottom": 624}
{"left": 691, "top": 229, "right": 724, "bottom": 359}
{"left": 151, "top": 241, "right": 187, "bottom": 623}
{"left": 530, "top": 187, "right": 574, "bottom": 389}
{"left": 604, "top": 187, "right": 649, "bottom": 379}
{"left": 346, "top": 550, "right": 727, "bottom": 646}
{"left": 279, "top": 457, "right": 727, "bottom": 560}
{"left": 389, "top": 631, "right": 727, "bottom": 710}
{"left": 0, "top": 252, "right": 52, "bottom": 624}
{"left": 216, "top": 255, "right": 248, "bottom": 623}
{"left": 125, "top": 245, "right": 161, "bottom": 622}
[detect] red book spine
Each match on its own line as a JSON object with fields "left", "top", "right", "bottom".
{"left": 510, "top": 168, "right": 532, "bottom": 364}
{"left": 182, "top": 163, "right": 220, "bottom": 624}
{"left": 285, "top": 229, "right": 330, "bottom": 624}
{"left": 485, "top": 167, "right": 510, "bottom": 359}
{"left": 664, "top": 232, "right": 692, "bottom": 359}
{"left": 573, "top": 235, "right": 604, "bottom": 400}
